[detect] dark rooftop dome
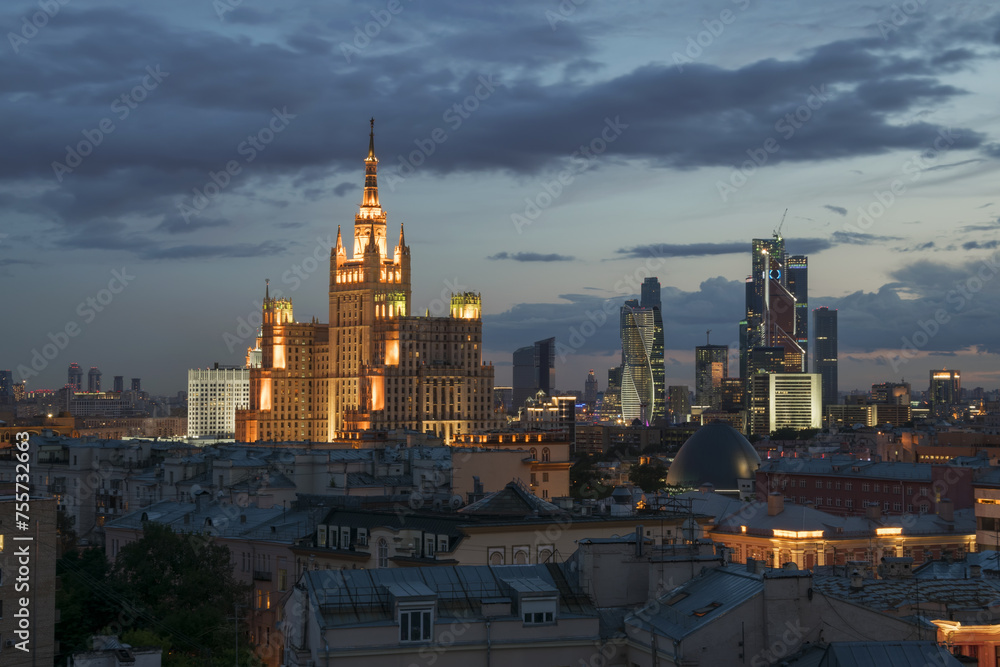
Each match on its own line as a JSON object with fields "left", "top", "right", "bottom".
{"left": 666, "top": 422, "right": 761, "bottom": 491}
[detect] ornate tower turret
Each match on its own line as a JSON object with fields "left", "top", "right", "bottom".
{"left": 354, "top": 118, "right": 387, "bottom": 257}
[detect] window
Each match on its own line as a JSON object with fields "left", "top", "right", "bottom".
{"left": 541, "top": 448, "right": 550, "bottom": 462}
{"left": 400, "top": 609, "right": 433, "bottom": 642}
{"left": 826, "top": 481, "right": 832, "bottom": 489}
{"left": 893, "top": 502, "right": 901, "bottom": 512}
{"left": 846, "top": 499, "right": 853, "bottom": 509}
{"left": 873, "top": 484, "right": 879, "bottom": 492}
{"left": 799, "top": 480, "right": 806, "bottom": 488}
{"left": 377, "top": 538, "right": 389, "bottom": 568}
{"left": 524, "top": 611, "right": 554, "bottom": 624}
{"left": 835, "top": 482, "right": 841, "bottom": 490}
{"left": 816, "top": 481, "right": 822, "bottom": 489}
{"left": 542, "top": 472, "right": 549, "bottom": 482}
{"left": 862, "top": 483, "right": 870, "bottom": 492}
{"left": 845, "top": 482, "right": 852, "bottom": 491}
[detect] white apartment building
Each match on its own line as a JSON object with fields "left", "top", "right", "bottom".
{"left": 187, "top": 364, "right": 250, "bottom": 438}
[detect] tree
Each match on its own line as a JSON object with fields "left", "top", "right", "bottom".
{"left": 629, "top": 461, "right": 668, "bottom": 493}
{"left": 570, "top": 455, "right": 612, "bottom": 499}
{"left": 56, "top": 547, "right": 120, "bottom": 665}
{"left": 110, "top": 522, "right": 254, "bottom": 665}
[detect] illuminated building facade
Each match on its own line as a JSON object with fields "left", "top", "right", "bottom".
{"left": 930, "top": 369, "right": 961, "bottom": 417}
{"left": 620, "top": 301, "right": 663, "bottom": 424}
{"left": 237, "top": 122, "right": 495, "bottom": 443}
{"left": 749, "top": 373, "right": 822, "bottom": 436}
{"left": 695, "top": 344, "right": 728, "bottom": 407}
{"left": 786, "top": 254, "right": 808, "bottom": 370}
{"left": 187, "top": 364, "right": 251, "bottom": 438}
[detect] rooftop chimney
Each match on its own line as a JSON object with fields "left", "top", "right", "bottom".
{"left": 938, "top": 498, "right": 954, "bottom": 522}
{"left": 767, "top": 493, "right": 784, "bottom": 517}
{"left": 850, "top": 570, "right": 864, "bottom": 591}
{"left": 971, "top": 564, "right": 982, "bottom": 579}
{"left": 866, "top": 503, "right": 882, "bottom": 521}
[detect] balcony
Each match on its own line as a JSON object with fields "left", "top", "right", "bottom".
{"left": 253, "top": 570, "right": 272, "bottom": 582}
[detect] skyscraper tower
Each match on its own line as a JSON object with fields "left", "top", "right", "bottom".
{"left": 131, "top": 378, "right": 141, "bottom": 392}
{"left": 620, "top": 295, "right": 665, "bottom": 425}
{"left": 813, "top": 307, "right": 838, "bottom": 406}
{"left": 87, "top": 367, "right": 101, "bottom": 392}
{"left": 786, "top": 255, "right": 808, "bottom": 371}
{"left": 583, "top": 369, "right": 598, "bottom": 408}
{"left": 113, "top": 376, "right": 124, "bottom": 393}
{"left": 239, "top": 119, "right": 496, "bottom": 443}
{"left": 68, "top": 363, "right": 83, "bottom": 391}
{"left": 512, "top": 338, "right": 556, "bottom": 411}
{"left": 695, "top": 342, "right": 728, "bottom": 407}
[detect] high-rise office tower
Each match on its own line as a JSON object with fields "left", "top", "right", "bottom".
{"left": 640, "top": 276, "right": 665, "bottom": 422}
{"left": 695, "top": 344, "right": 728, "bottom": 407}
{"left": 237, "top": 121, "right": 495, "bottom": 443}
{"left": 620, "top": 295, "right": 665, "bottom": 425}
{"left": 667, "top": 385, "right": 691, "bottom": 424}
{"left": 929, "top": 369, "right": 960, "bottom": 415}
{"left": 813, "top": 307, "right": 838, "bottom": 407}
{"left": 87, "top": 367, "right": 101, "bottom": 392}
{"left": 583, "top": 370, "right": 598, "bottom": 408}
{"left": 512, "top": 337, "right": 556, "bottom": 412}
{"left": 113, "top": 375, "right": 124, "bottom": 393}
{"left": 131, "top": 378, "right": 141, "bottom": 393}
{"left": 68, "top": 363, "right": 83, "bottom": 391}
{"left": 786, "top": 255, "right": 808, "bottom": 371}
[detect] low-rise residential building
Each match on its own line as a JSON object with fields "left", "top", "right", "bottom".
{"left": 755, "top": 454, "right": 979, "bottom": 516}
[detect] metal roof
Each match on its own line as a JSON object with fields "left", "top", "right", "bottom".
{"left": 624, "top": 565, "right": 763, "bottom": 640}
{"left": 816, "top": 641, "right": 963, "bottom": 667}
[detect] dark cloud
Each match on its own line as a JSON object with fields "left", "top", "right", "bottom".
{"left": 332, "top": 182, "right": 359, "bottom": 197}
{"left": 963, "top": 240, "right": 1000, "bottom": 250}
{"left": 141, "top": 240, "right": 293, "bottom": 260}
{"left": 488, "top": 252, "right": 574, "bottom": 262}
{"left": 823, "top": 205, "right": 847, "bottom": 216}
{"left": 831, "top": 231, "right": 903, "bottom": 245}
{"left": 615, "top": 242, "right": 747, "bottom": 259}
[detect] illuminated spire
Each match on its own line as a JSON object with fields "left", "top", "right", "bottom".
{"left": 361, "top": 118, "right": 380, "bottom": 210}
{"left": 265, "top": 278, "right": 270, "bottom": 301}
{"left": 398, "top": 222, "right": 406, "bottom": 249}
{"left": 335, "top": 225, "right": 344, "bottom": 254}
{"left": 367, "top": 117, "right": 375, "bottom": 160}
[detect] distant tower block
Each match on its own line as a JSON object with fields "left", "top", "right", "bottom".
{"left": 113, "top": 376, "right": 124, "bottom": 393}
{"left": 131, "top": 378, "right": 141, "bottom": 392}
{"left": 88, "top": 367, "right": 101, "bottom": 392}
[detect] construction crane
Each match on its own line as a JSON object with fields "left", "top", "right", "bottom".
{"left": 774, "top": 208, "right": 788, "bottom": 240}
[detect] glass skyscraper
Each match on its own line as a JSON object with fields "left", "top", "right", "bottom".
{"left": 619, "top": 277, "right": 665, "bottom": 424}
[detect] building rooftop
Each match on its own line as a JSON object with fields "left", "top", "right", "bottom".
{"left": 625, "top": 565, "right": 763, "bottom": 640}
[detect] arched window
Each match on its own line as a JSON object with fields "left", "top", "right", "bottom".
{"left": 529, "top": 448, "right": 537, "bottom": 460}
{"left": 489, "top": 550, "right": 504, "bottom": 566}
{"left": 541, "top": 448, "right": 550, "bottom": 463}
{"left": 377, "top": 538, "right": 389, "bottom": 568}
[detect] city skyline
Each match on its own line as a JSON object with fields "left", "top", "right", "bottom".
{"left": 3, "top": 1, "right": 1000, "bottom": 396}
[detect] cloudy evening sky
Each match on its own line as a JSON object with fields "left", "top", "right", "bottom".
{"left": 2, "top": 0, "right": 1000, "bottom": 397}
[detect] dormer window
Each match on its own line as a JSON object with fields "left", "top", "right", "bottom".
{"left": 522, "top": 599, "right": 556, "bottom": 625}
